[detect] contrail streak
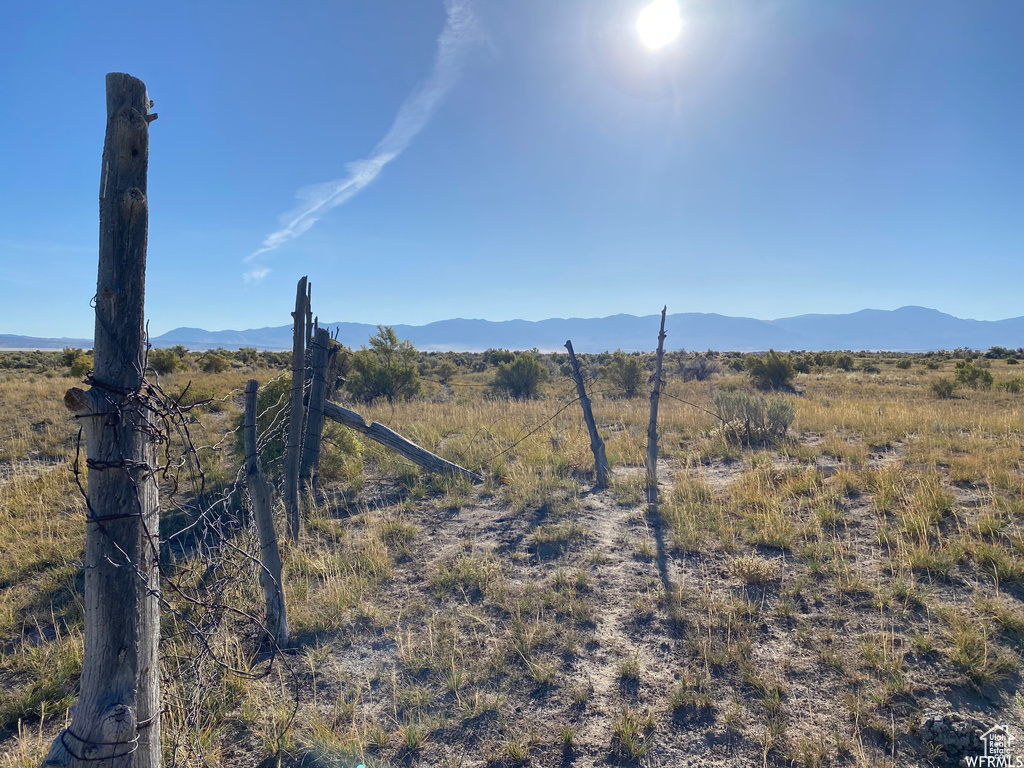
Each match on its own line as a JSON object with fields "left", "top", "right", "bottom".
{"left": 244, "top": 0, "right": 481, "bottom": 281}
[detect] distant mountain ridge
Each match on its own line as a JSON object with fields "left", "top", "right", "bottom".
{"left": 0, "top": 334, "right": 92, "bottom": 350}
{"left": 6, "top": 307, "right": 1023, "bottom": 353}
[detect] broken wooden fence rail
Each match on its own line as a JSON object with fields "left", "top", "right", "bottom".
{"left": 322, "top": 401, "right": 483, "bottom": 484}
{"left": 564, "top": 339, "right": 610, "bottom": 487}
{"left": 244, "top": 379, "right": 289, "bottom": 649}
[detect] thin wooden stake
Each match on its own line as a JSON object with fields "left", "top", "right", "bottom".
{"left": 244, "top": 380, "right": 289, "bottom": 648}
{"left": 646, "top": 306, "right": 667, "bottom": 501}
{"left": 47, "top": 72, "right": 160, "bottom": 768}
{"left": 565, "top": 339, "right": 610, "bottom": 487}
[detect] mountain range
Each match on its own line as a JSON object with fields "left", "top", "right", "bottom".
{"left": 6, "top": 307, "right": 1022, "bottom": 353}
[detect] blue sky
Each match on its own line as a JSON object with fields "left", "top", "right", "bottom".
{"left": 2, "top": 0, "right": 1022, "bottom": 337}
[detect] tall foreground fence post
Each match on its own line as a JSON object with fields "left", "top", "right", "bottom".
{"left": 244, "top": 380, "right": 289, "bottom": 648}
{"left": 646, "top": 306, "right": 667, "bottom": 502}
{"left": 283, "top": 276, "right": 308, "bottom": 542}
{"left": 564, "top": 340, "right": 610, "bottom": 487}
{"left": 47, "top": 73, "right": 161, "bottom": 768}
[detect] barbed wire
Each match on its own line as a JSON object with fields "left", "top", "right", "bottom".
{"left": 61, "top": 344, "right": 300, "bottom": 768}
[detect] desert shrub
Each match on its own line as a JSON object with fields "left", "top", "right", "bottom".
{"left": 233, "top": 376, "right": 289, "bottom": 473}
{"left": 599, "top": 351, "right": 645, "bottom": 398}
{"left": 895, "top": 359, "right": 912, "bottom": 370}
{"left": 678, "top": 353, "right": 719, "bottom": 382}
{"left": 713, "top": 390, "right": 794, "bottom": 443}
{"left": 232, "top": 376, "right": 361, "bottom": 479}
{"left": 484, "top": 349, "right": 515, "bottom": 367}
{"left": 931, "top": 378, "right": 956, "bottom": 399}
{"left": 861, "top": 363, "right": 881, "bottom": 374}
{"left": 148, "top": 347, "right": 183, "bottom": 375}
{"left": 1008, "top": 358, "right": 1020, "bottom": 365}
{"left": 200, "top": 353, "right": 230, "bottom": 374}
{"left": 261, "top": 351, "right": 291, "bottom": 368}
{"left": 925, "top": 360, "right": 940, "bottom": 370}
{"left": 316, "top": 422, "right": 363, "bottom": 481}
{"left": 434, "top": 359, "right": 458, "bottom": 385}
{"left": 236, "top": 347, "right": 260, "bottom": 364}
{"left": 987, "top": 346, "right": 1012, "bottom": 359}
{"left": 69, "top": 353, "right": 93, "bottom": 378}
{"left": 346, "top": 326, "right": 421, "bottom": 403}
{"left": 493, "top": 352, "right": 548, "bottom": 400}
{"left": 744, "top": 350, "right": 795, "bottom": 391}
{"left": 830, "top": 354, "right": 853, "bottom": 371}
{"left": 61, "top": 347, "right": 84, "bottom": 367}
{"left": 954, "top": 360, "right": 994, "bottom": 390}
{"left": 998, "top": 378, "right": 1024, "bottom": 394}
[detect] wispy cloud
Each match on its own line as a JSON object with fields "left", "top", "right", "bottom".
{"left": 243, "top": 267, "right": 271, "bottom": 283}
{"left": 244, "top": 0, "right": 482, "bottom": 281}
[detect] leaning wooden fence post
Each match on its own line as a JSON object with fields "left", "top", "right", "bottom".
{"left": 46, "top": 73, "right": 161, "bottom": 768}
{"left": 646, "top": 307, "right": 667, "bottom": 502}
{"left": 564, "top": 340, "right": 610, "bottom": 487}
{"left": 299, "top": 327, "right": 331, "bottom": 492}
{"left": 244, "top": 380, "right": 289, "bottom": 648}
{"left": 322, "top": 401, "right": 482, "bottom": 484}
{"left": 283, "top": 276, "right": 307, "bottom": 542}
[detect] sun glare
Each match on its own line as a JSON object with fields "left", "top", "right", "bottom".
{"left": 636, "top": 0, "right": 682, "bottom": 50}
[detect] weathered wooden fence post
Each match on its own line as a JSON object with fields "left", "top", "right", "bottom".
{"left": 646, "top": 307, "right": 667, "bottom": 502}
{"left": 283, "top": 276, "right": 307, "bottom": 542}
{"left": 46, "top": 72, "right": 160, "bottom": 768}
{"left": 564, "top": 340, "right": 610, "bottom": 487}
{"left": 299, "top": 327, "right": 331, "bottom": 492}
{"left": 244, "top": 380, "right": 289, "bottom": 648}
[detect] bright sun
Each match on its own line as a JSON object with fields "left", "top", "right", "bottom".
{"left": 636, "top": 0, "right": 682, "bottom": 50}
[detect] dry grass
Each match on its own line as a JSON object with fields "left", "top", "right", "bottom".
{"left": 2, "top": 355, "right": 1023, "bottom": 765}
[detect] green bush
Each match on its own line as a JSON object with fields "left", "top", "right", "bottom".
{"left": 833, "top": 354, "right": 854, "bottom": 371}
{"left": 346, "top": 326, "right": 421, "bottom": 403}
{"left": 485, "top": 349, "right": 515, "bottom": 367}
{"left": 998, "top": 378, "right": 1024, "bottom": 394}
{"left": 61, "top": 347, "right": 84, "bottom": 367}
{"left": 678, "top": 353, "right": 719, "bottom": 382}
{"left": 434, "top": 359, "right": 458, "bottom": 385}
{"left": 236, "top": 347, "right": 260, "bottom": 364}
{"left": 200, "top": 353, "right": 230, "bottom": 374}
{"left": 744, "top": 350, "right": 795, "bottom": 391}
{"left": 148, "top": 347, "right": 183, "bottom": 375}
{"left": 1007, "top": 358, "right": 1020, "bottom": 366}
{"left": 930, "top": 378, "right": 956, "bottom": 399}
{"left": 493, "top": 352, "right": 548, "bottom": 400}
{"left": 233, "top": 376, "right": 290, "bottom": 473}
{"left": 232, "top": 376, "right": 362, "bottom": 480}
{"left": 314, "top": 422, "right": 363, "bottom": 482}
{"left": 895, "top": 359, "right": 912, "bottom": 370}
{"left": 599, "top": 350, "right": 646, "bottom": 398}
{"left": 712, "top": 390, "right": 794, "bottom": 443}
{"left": 954, "top": 360, "right": 994, "bottom": 390}
{"left": 69, "top": 354, "right": 93, "bottom": 378}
